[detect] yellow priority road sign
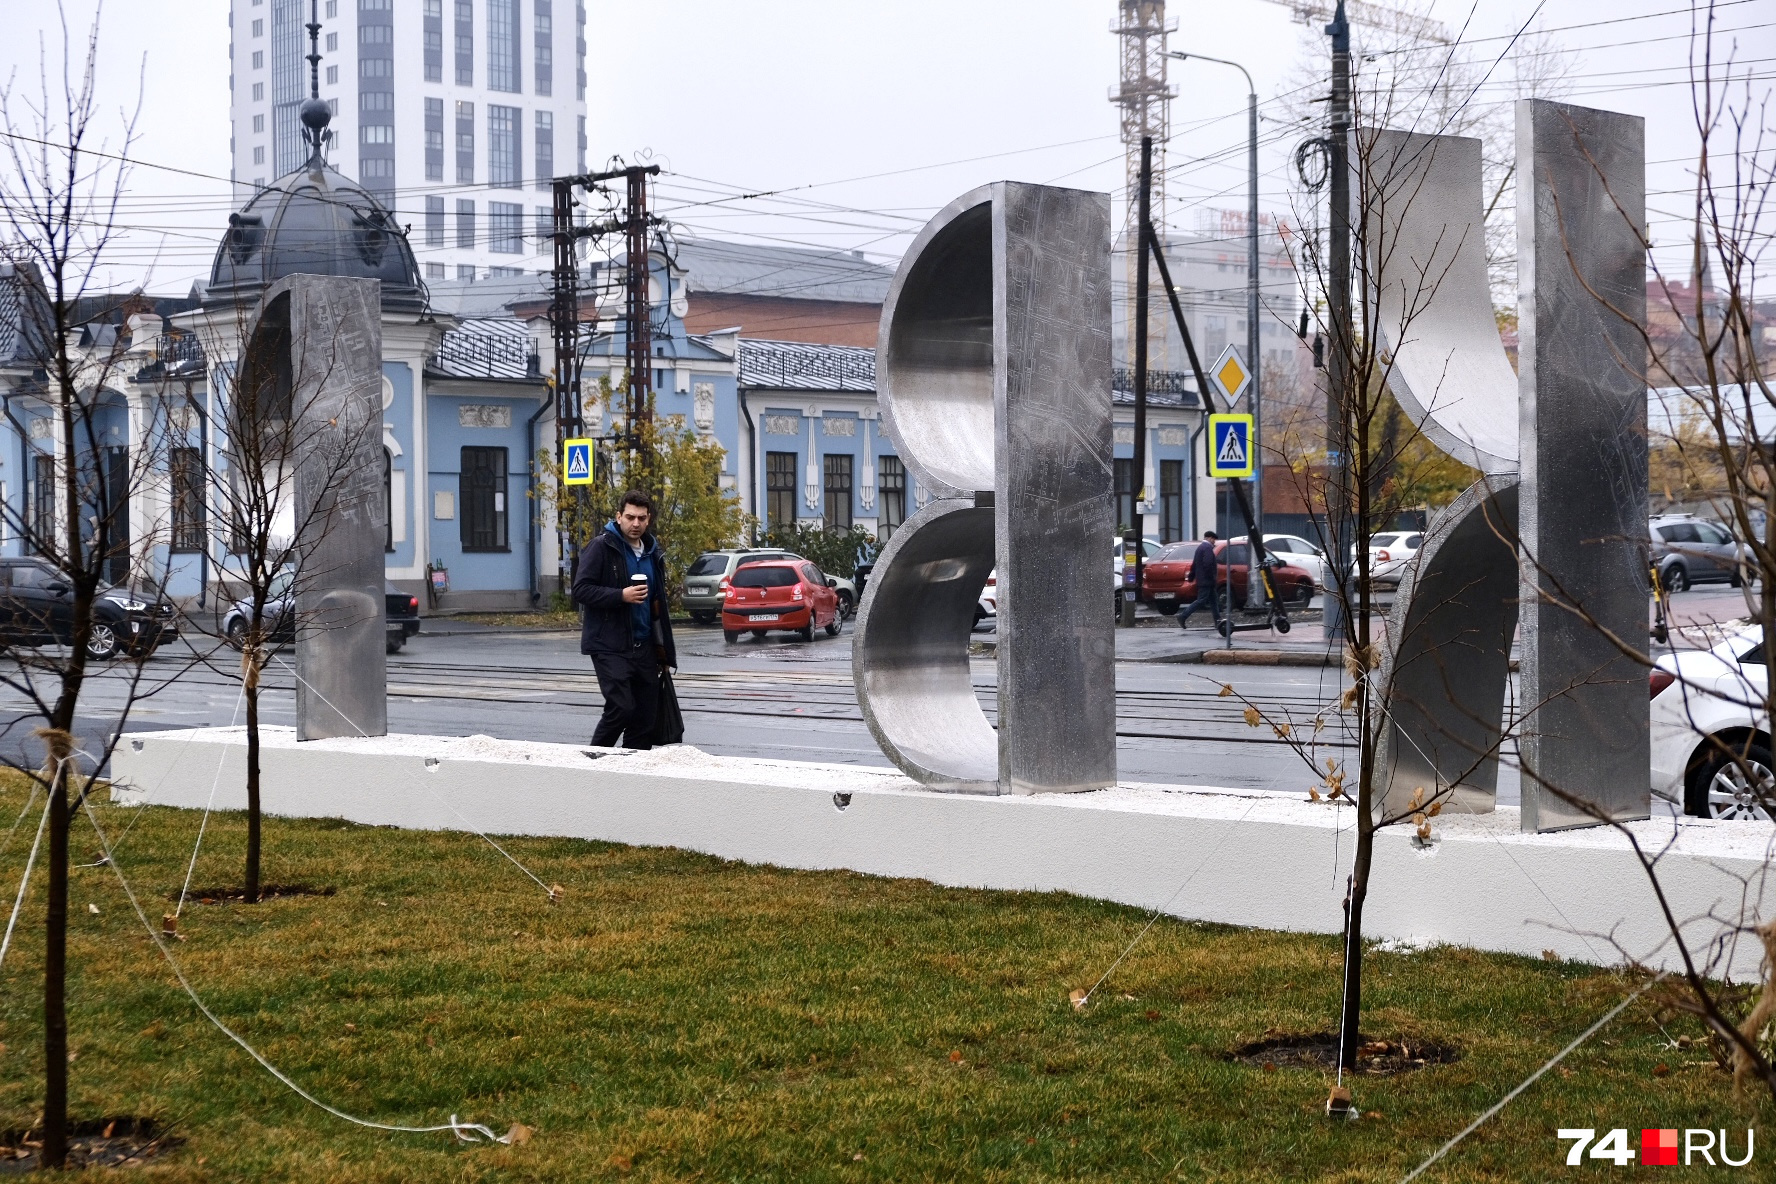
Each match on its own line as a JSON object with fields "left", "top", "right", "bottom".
{"left": 563, "top": 438, "right": 594, "bottom": 486}
{"left": 1211, "top": 345, "right": 1252, "bottom": 403}
{"left": 1207, "top": 414, "right": 1255, "bottom": 479}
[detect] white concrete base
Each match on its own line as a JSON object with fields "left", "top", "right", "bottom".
{"left": 110, "top": 728, "right": 1776, "bottom": 978}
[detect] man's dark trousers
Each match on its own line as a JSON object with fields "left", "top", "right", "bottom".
{"left": 1177, "top": 583, "right": 1222, "bottom": 629}
{"left": 591, "top": 640, "right": 660, "bottom": 748}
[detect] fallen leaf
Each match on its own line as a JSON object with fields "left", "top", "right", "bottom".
{"left": 505, "top": 1122, "right": 534, "bottom": 1145}
{"left": 1653, "top": 1064, "right": 1670, "bottom": 1077}
{"left": 1542, "top": 949, "right": 1559, "bottom": 962}
{"left": 606, "top": 1153, "right": 632, "bottom": 1172}
{"left": 1262, "top": 1061, "right": 1276, "bottom": 1073}
{"left": 102, "top": 1121, "right": 115, "bottom": 1139}
{"left": 949, "top": 1050, "right": 963, "bottom": 1062}
{"left": 547, "top": 884, "right": 564, "bottom": 904}
{"left": 852, "top": 1152, "right": 866, "bottom": 1161}
{"left": 344, "top": 1023, "right": 357, "bottom": 1033}
{"left": 1308, "top": 788, "right": 1322, "bottom": 802}
{"left": 1144, "top": 1010, "right": 1160, "bottom": 1021}
{"left": 1364, "top": 1111, "right": 1383, "bottom": 1120}
{"left": 1068, "top": 989, "right": 1088, "bottom": 1010}
{"left": 161, "top": 914, "right": 178, "bottom": 936}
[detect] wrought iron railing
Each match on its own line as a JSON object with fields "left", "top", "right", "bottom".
{"left": 1111, "top": 368, "right": 1197, "bottom": 396}
{"left": 740, "top": 343, "right": 876, "bottom": 389}
{"left": 434, "top": 330, "right": 535, "bottom": 377}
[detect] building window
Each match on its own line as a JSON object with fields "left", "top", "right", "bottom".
{"left": 423, "top": 0, "right": 443, "bottom": 82}
{"left": 766, "top": 451, "right": 796, "bottom": 529}
{"left": 457, "top": 265, "right": 477, "bottom": 281}
{"left": 577, "top": 113, "right": 586, "bottom": 171}
{"left": 489, "top": 201, "right": 523, "bottom": 253}
{"left": 877, "top": 455, "right": 905, "bottom": 540}
{"left": 487, "top": 104, "right": 519, "bottom": 187}
{"left": 454, "top": 0, "right": 474, "bottom": 85}
{"left": 426, "top": 262, "right": 445, "bottom": 279}
{"left": 1114, "top": 457, "right": 1134, "bottom": 533}
{"left": 425, "top": 194, "right": 445, "bottom": 245}
{"left": 1159, "top": 459, "right": 1184, "bottom": 543}
{"left": 455, "top": 100, "right": 474, "bottom": 183}
{"left": 359, "top": 158, "right": 395, "bottom": 180}
{"left": 424, "top": 97, "right": 444, "bottom": 180}
{"left": 489, "top": 266, "right": 523, "bottom": 277}
{"left": 325, "top": 64, "right": 338, "bottom": 84}
{"left": 252, "top": 114, "right": 264, "bottom": 132}
{"left": 533, "top": 0, "right": 552, "bottom": 95}
{"left": 170, "top": 447, "right": 206, "bottom": 553}
{"left": 252, "top": 50, "right": 264, "bottom": 68}
{"left": 360, "top": 57, "right": 392, "bottom": 78}
{"left": 460, "top": 446, "right": 508, "bottom": 551}
{"left": 456, "top": 199, "right": 476, "bottom": 249}
{"left": 253, "top": 19, "right": 265, "bottom": 36}
{"left": 576, "top": 0, "right": 586, "bottom": 99}
{"left": 324, "top": 31, "right": 337, "bottom": 50}
{"left": 253, "top": 146, "right": 265, "bottom": 164}
{"left": 252, "top": 82, "right": 264, "bottom": 100}
{"left": 325, "top": 0, "right": 337, "bottom": 13}
{"left": 487, "top": 0, "right": 519, "bottom": 92}
{"left": 533, "top": 110, "right": 552, "bottom": 188}
{"left": 534, "top": 207, "right": 552, "bottom": 254}
{"left": 823, "top": 454, "right": 853, "bottom": 529}
{"left": 360, "top": 125, "right": 394, "bottom": 144}
{"left": 30, "top": 454, "right": 54, "bottom": 555}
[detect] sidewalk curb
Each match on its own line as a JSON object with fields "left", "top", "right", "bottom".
{"left": 1167, "top": 649, "right": 1339, "bottom": 667}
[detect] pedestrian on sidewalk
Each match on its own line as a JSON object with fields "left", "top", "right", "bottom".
{"left": 1176, "top": 532, "right": 1224, "bottom": 630}
{"left": 574, "top": 489, "right": 677, "bottom": 748}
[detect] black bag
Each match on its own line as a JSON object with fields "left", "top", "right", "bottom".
{"left": 652, "top": 666, "right": 684, "bottom": 746}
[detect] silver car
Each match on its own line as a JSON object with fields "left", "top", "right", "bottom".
{"left": 1650, "top": 514, "right": 1747, "bottom": 592}
{"left": 682, "top": 549, "right": 858, "bottom": 624}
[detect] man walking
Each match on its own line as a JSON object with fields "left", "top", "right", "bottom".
{"left": 574, "top": 489, "right": 677, "bottom": 748}
{"left": 1176, "top": 531, "right": 1224, "bottom": 631}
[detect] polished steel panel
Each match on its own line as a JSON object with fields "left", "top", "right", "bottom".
{"left": 1375, "top": 477, "right": 1520, "bottom": 820}
{"left": 1516, "top": 99, "right": 1648, "bottom": 831}
{"left": 852, "top": 499, "right": 998, "bottom": 792}
{"left": 243, "top": 275, "right": 388, "bottom": 740}
{"left": 861, "top": 182, "right": 1115, "bottom": 795}
{"left": 1364, "top": 130, "right": 1519, "bottom": 475}
{"left": 993, "top": 183, "right": 1117, "bottom": 795}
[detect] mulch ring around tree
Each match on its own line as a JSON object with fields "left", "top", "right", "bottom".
{"left": 1226, "top": 1031, "right": 1461, "bottom": 1076}
{"left": 165, "top": 884, "right": 335, "bottom": 905}
{"left": 0, "top": 1118, "right": 181, "bottom": 1172}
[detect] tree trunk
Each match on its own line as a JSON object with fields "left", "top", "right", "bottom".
{"left": 1338, "top": 831, "right": 1373, "bottom": 1070}
{"left": 41, "top": 737, "right": 70, "bottom": 1168}
{"left": 245, "top": 652, "right": 261, "bottom": 904}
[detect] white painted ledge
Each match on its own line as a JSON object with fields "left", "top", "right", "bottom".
{"left": 110, "top": 728, "right": 1776, "bottom": 978}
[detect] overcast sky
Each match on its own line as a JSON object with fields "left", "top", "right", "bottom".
{"left": 1, "top": 0, "right": 1768, "bottom": 293}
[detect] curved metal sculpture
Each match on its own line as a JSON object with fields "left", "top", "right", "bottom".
{"left": 855, "top": 182, "right": 1116, "bottom": 795}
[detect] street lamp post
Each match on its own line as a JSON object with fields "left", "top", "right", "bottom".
{"left": 1168, "top": 50, "right": 1261, "bottom": 604}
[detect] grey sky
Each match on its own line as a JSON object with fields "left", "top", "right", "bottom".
{"left": 1, "top": 0, "right": 1767, "bottom": 293}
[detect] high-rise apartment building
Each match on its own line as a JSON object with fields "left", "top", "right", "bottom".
{"left": 228, "top": 0, "right": 589, "bottom": 280}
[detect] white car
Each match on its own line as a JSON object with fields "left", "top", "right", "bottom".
{"left": 976, "top": 570, "right": 997, "bottom": 629}
{"left": 1650, "top": 626, "right": 1771, "bottom": 819}
{"left": 1348, "top": 531, "right": 1423, "bottom": 589}
{"left": 1263, "top": 533, "right": 1328, "bottom": 592}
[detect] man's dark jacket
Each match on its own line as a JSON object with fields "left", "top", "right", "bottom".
{"left": 572, "top": 525, "right": 677, "bottom": 666}
{"left": 1190, "top": 539, "right": 1219, "bottom": 590}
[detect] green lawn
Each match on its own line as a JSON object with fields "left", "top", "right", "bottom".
{"left": 0, "top": 785, "right": 1765, "bottom": 1181}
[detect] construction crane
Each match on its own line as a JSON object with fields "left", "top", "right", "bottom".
{"left": 1266, "top": 0, "right": 1453, "bottom": 46}
{"left": 1110, "top": 1, "right": 1177, "bottom": 372}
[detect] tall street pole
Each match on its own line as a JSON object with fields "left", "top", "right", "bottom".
{"left": 1123, "top": 135, "right": 1154, "bottom": 628}
{"left": 1171, "top": 51, "right": 1261, "bottom": 605}
{"left": 1324, "top": 1, "right": 1354, "bottom": 643}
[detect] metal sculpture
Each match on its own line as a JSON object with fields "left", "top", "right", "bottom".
{"left": 239, "top": 274, "right": 389, "bottom": 741}
{"left": 1365, "top": 103, "right": 1647, "bottom": 832}
{"left": 854, "top": 182, "right": 1116, "bottom": 795}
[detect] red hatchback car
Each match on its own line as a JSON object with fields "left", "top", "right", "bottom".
{"left": 721, "top": 560, "right": 843, "bottom": 643}
{"left": 1139, "top": 539, "right": 1315, "bottom": 612}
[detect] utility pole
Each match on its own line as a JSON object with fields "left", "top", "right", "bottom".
{"left": 622, "top": 166, "right": 656, "bottom": 462}
{"left": 1324, "top": 0, "right": 1354, "bottom": 642}
{"left": 1123, "top": 136, "right": 1154, "bottom": 627}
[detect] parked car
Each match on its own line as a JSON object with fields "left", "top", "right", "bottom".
{"left": 0, "top": 558, "right": 178, "bottom": 660}
{"left": 1138, "top": 540, "right": 1315, "bottom": 611}
{"left": 1263, "top": 533, "right": 1328, "bottom": 593}
{"left": 683, "top": 548, "right": 858, "bottom": 624}
{"left": 223, "top": 572, "right": 420, "bottom": 655}
{"left": 1650, "top": 625, "right": 1771, "bottom": 819}
{"left": 1650, "top": 513, "right": 1748, "bottom": 592}
{"left": 721, "top": 559, "right": 843, "bottom": 643}
{"left": 1347, "top": 531, "right": 1423, "bottom": 590}
{"left": 977, "top": 570, "right": 997, "bottom": 629}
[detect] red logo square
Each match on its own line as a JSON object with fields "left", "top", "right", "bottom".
{"left": 1641, "top": 1128, "right": 1679, "bottom": 1166}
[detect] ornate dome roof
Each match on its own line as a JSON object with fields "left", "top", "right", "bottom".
{"left": 205, "top": 159, "right": 425, "bottom": 314}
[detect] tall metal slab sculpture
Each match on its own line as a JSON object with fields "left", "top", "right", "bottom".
{"left": 240, "top": 274, "right": 388, "bottom": 740}
{"left": 854, "top": 183, "right": 1115, "bottom": 795}
{"left": 1365, "top": 130, "right": 1523, "bottom": 820}
{"left": 1516, "top": 99, "right": 1648, "bottom": 830}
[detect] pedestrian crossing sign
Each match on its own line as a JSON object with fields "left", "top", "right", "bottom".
{"left": 1208, "top": 414, "right": 1254, "bottom": 478}
{"left": 563, "top": 438, "right": 594, "bottom": 486}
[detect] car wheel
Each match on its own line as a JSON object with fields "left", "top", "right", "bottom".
{"left": 386, "top": 635, "right": 404, "bottom": 655}
{"left": 85, "top": 622, "right": 121, "bottom": 661}
{"left": 825, "top": 613, "right": 841, "bottom": 637}
{"left": 973, "top": 605, "right": 986, "bottom": 628}
{"left": 1155, "top": 602, "right": 1178, "bottom": 616}
{"left": 723, "top": 630, "right": 740, "bottom": 643}
{"left": 691, "top": 611, "right": 717, "bottom": 625}
{"left": 797, "top": 623, "right": 815, "bottom": 642}
{"left": 1662, "top": 563, "right": 1688, "bottom": 594}
{"left": 225, "top": 618, "right": 248, "bottom": 651}
{"left": 1731, "top": 564, "right": 1746, "bottom": 589}
{"left": 837, "top": 590, "right": 855, "bottom": 620}
{"left": 1687, "top": 739, "right": 1775, "bottom": 821}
